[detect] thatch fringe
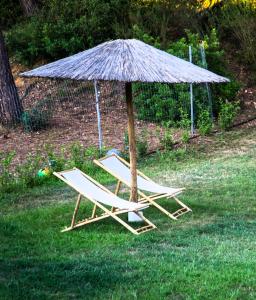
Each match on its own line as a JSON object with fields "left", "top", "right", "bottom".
{"left": 20, "top": 39, "right": 229, "bottom": 84}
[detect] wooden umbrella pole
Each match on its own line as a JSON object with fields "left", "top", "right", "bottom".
{"left": 125, "top": 82, "right": 138, "bottom": 202}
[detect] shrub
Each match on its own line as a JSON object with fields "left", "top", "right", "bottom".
{"left": 181, "top": 131, "right": 190, "bottom": 144}
{"left": 0, "top": 0, "right": 22, "bottom": 30}
{"left": 137, "top": 129, "right": 149, "bottom": 158}
{"left": 0, "top": 151, "right": 16, "bottom": 192}
{"left": 179, "top": 107, "right": 191, "bottom": 130}
{"left": 44, "top": 144, "right": 66, "bottom": 172}
{"left": 124, "top": 129, "right": 148, "bottom": 158}
{"left": 218, "top": 101, "right": 240, "bottom": 131}
{"left": 21, "top": 98, "right": 54, "bottom": 132}
{"left": 67, "top": 142, "right": 101, "bottom": 175}
{"left": 160, "top": 128, "right": 174, "bottom": 150}
{"left": 133, "top": 28, "right": 239, "bottom": 127}
{"left": 0, "top": 142, "right": 106, "bottom": 193}
{"left": 137, "top": 140, "right": 148, "bottom": 158}
{"left": 6, "top": 0, "right": 131, "bottom": 65}
{"left": 133, "top": 83, "right": 181, "bottom": 124}
{"left": 197, "top": 109, "right": 213, "bottom": 135}
{"left": 15, "top": 152, "right": 45, "bottom": 188}
{"left": 219, "top": 1, "right": 256, "bottom": 68}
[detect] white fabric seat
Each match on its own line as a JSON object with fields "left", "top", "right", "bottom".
{"left": 54, "top": 168, "right": 156, "bottom": 235}
{"left": 99, "top": 155, "right": 183, "bottom": 195}
{"left": 61, "top": 169, "right": 146, "bottom": 211}
{"left": 94, "top": 154, "right": 191, "bottom": 221}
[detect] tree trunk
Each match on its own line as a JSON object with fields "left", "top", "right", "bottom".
{"left": 19, "top": 0, "right": 37, "bottom": 16}
{"left": 0, "top": 30, "right": 23, "bottom": 124}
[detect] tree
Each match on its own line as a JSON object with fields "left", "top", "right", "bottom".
{"left": 0, "top": 30, "right": 23, "bottom": 124}
{"left": 19, "top": 0, "right": 38, "bottom": 16}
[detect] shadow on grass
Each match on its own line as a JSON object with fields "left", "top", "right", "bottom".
{"left": 0, "top": 255, "right": 136, "bottom": 299}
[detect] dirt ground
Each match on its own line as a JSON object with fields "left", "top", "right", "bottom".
{"left": 0, "top": 63, "right": 255, "bottom": 165}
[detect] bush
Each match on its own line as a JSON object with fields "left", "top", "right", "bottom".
{"left": 15, "top": 152, "right": 45, "bottom": 188}
{"left": 0, "top": 0, "right": 22, "bottom": 30}
{"left": 124, "top": 130, "right": 148, "bottom": 158}
{"left": 160, "top": 128, "right": 174, "bottom": 150}
{"left": 44, "top": 144, "right": 66, "bottom": 172}
{"left": 0, "top": 151, "right": 16, "bottom": 193}
{"left": 136, "top": 129, "right": 149, "bottom": 158}
{"left": 0, "top": 141, "right": 107, "bottom": 193}
{"left": 197, "top": 109, "right": 213, "bottom": 135}
{"left": 219, "top": 1, "right": 256, "bottom": 68}
{"left": 133, "top": 83, "right": 182, "bottom": 124}
{"left": 133, "top": 29, "right": 239, "bottom": 127}
{"left": 67, "top": 142, "right": 102, "bottom": 175}
{"left": 181, "top": 131, "right": 190, "bottom": 144}
{"left": 6, "top": 0, "right": 131, "bottom": 65}
{"left": 21, "top": 98, "right": 54, "bottom": 132}
{"left": 137, "top": 140, "right": 148, "bottom": 158}
{"left": 218, "top": 101, "right": 240, "bottom": 131}
{"left": 179, "top": 107, "right": 191, "bottom": 130}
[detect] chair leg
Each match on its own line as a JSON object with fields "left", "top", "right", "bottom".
{"left": 71, "top": 194, "right": 82, "bottom": 228}
{"left": 147, "top": 198, "right": 178, "bottom": 220}
{"left": 105, "top": 208, "right": 155, "bottom": 235}
{"left": 138, "top": 192, "right": 191, "bottom": 220}
{"left": 114, "top": 180, "right": 122, "bottom": 195}
{"left": 173, "top": 196, "right": 192, "bottom": 212}
{"left": 111, "top": 180, "right": 122, "bottom": 212}
{"left": 62, "top": 197, "right": 156, "bottom": 235}
{"left": 171, "top": 196, "right": 192, "bottom": 218}
{"left": 91, "top": 204, "right": 97, "bottom": 218}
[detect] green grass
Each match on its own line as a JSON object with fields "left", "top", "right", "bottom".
{"left": 1, "top": 128, "right": 256, "bottom": 299}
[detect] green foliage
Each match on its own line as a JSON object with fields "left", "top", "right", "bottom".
{"left": 131, "top": 0, "right": 199, "bottom": 47}
{"left": 6, "top": 0, "right": 131, "bottom": 65}
{"left": 136, "top": 129, "right": 149, "bottom": 158}
{"left": 44, "top": 145, "right": 66, "bottom": 172}
{"left": 181, "top": 131, "right": 190, "bottom": 144}
{"left": 160, "top": 127, "right": 174, "bottom": 150}
{"left": 137, "top": 140, "right": 148, "bottom": 158}
{"left": 0, "top": 0, "right": 22, "bottom": 30}
{"left": 68, "top": 142, "right": 88, "bottom": 170}
{"left": 15, "top": 152, "right": 45, "bottom": 188}
{"left": 219, "top": 1, "right": 256, "bottom": 68}
{"left": 132, "top": 25, "right": 161, "bottom": 48}
{"left": 133, "top": 29, "right": 239, "bottom": 128}
{"left": 197, "top": 109, "right": 213, "bottom": 135}
{"left": 0, "top": 151, "right": 16, "bottom": 192}
{"left": 21, "top": 98, "right": 54, "bottom": 132}
{"left": 218, "top": 101, "right": 240, "bottom": 131}
{"left": 66, "top": 143, "right": 102, "bottom": 175}
{"left": 179, "top": 107, "right": 191, "bottom": 130}
{"left": 134, "top": 83, "right": 183, "bottom": 124}
{"left": 0, "top": 142, "right": 104, "bottom": 193}
{"left": 2, "top": 129, "right": 256, "bottom": 300}
{"left": 5, "top": 20, "right": 43, "bottom": 65}
{"left": 124, "top": 130, "right": 148, "bottom": 158}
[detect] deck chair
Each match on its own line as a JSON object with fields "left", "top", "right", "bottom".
{"left": 94, "top": 154, "right": 192, "bottom": 220}
{"left": 53, "top": 168, "right": 156, "bottom": 235}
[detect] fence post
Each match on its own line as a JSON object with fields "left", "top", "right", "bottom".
{"left": 189, "top": 46, "right": 194, "bottom": 135}
{"left": 200, "top": 43, "right": 214, "bottom": 121}
{"left": 94, "top": 80, "right": 103, "bottom": 151}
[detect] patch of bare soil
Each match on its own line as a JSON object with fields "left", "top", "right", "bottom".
{"left": 1, "top": 63, "right": 255, "bottom": 165}
{"left": 1, "top": 65, "right": 174, "bottom": 164}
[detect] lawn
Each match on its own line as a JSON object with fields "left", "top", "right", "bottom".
{"left": 1, "top": 128, "right": 256, "bottom": 299}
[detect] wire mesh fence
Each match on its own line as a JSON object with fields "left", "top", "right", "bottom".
{"left": 1, "top": 45, "right": 214, "bottom": 160}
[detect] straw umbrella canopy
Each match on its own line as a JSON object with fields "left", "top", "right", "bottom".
{"left": 20, "top": 39, "right": 229, "bottom": 202}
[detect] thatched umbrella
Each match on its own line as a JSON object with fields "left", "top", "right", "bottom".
{"left": 20, "top": 39, "right": 229, "bottom": 202}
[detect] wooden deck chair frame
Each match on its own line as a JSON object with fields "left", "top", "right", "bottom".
{"left": 54, "top": 168, "right": 156, "bottom": 235}
{"left": 94, "top": 154, "right": 192, "bottom": 220}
